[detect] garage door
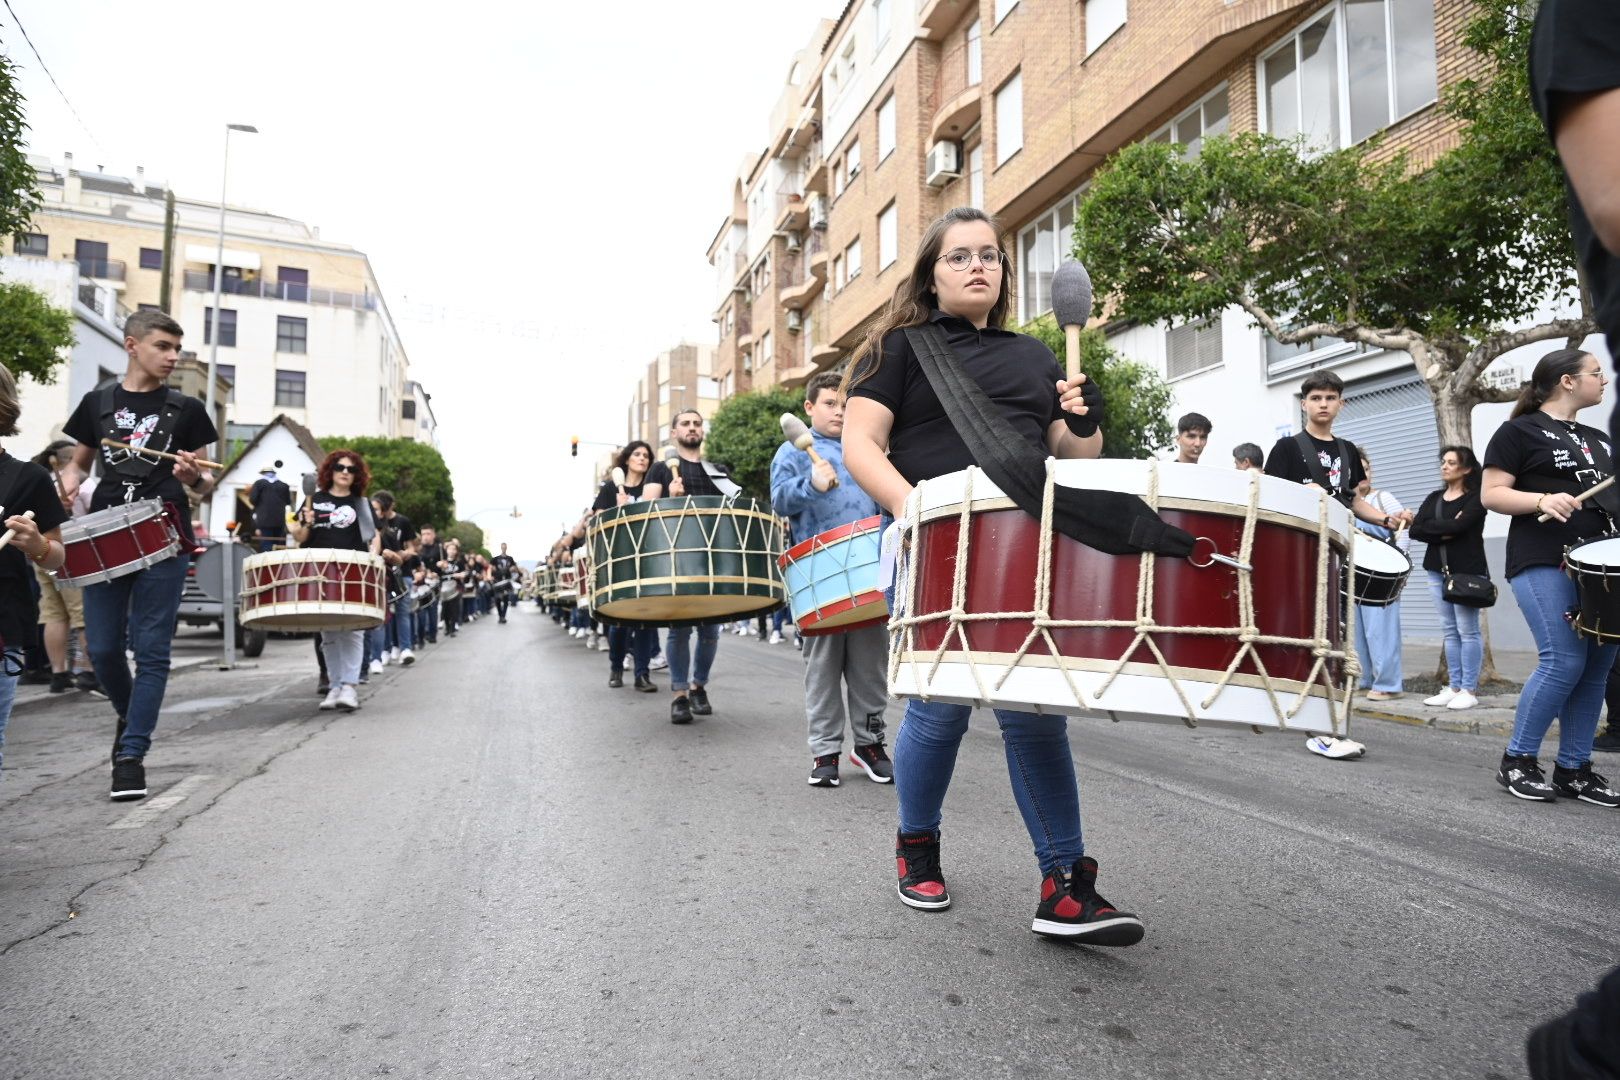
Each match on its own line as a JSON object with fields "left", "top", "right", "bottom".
{"left": 1334, "top": 370, "right": 1444, "bottom": 641}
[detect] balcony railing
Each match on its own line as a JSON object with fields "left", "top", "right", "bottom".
{"left": 780, "top": 231, "right": 826, "bottom": 292}
{"left": 182, "top": 270, "right": 377, "bottom": 310}
{"left": 77, "top": 281, "right": 132, "bottom": 325}
{"left": 78, "top": 258, "right": 126, "bottom": 282}
{"left": 775, "top": 179, "right": 806, "bottom": 221}
{"left": 930, "top": 41, "right": 979, "bottom": 118}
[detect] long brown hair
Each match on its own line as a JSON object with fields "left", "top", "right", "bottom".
{"left": 1511, "top": 349, "right": 1592, "bottom": 419}
{"left": 840, "top": 207, "right": 1016, "bottom": 397}
{"left": 0, "top": 362, "right": 19, "bottom": 437}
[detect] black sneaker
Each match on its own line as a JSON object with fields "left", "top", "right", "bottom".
{"left": 850, "top": 742, "right": 894, "bottom": 783}
{"left": 111, "top": 718, "right": 127, "bottom": 765}
{"left": 809, "top": 754, "right": 840, "bottom": 787}
{"left": 608, "top": 670, "right": 624, "bottom": 689}
{"left": 671, "top": 696, "right": 694, "bottom": 725}
{"left": 1593, "top": 729, "right": 1620, "bottom": 753}
{"left": 1031, "top": 857, "right": 1145, "bottom": 946}
{"left": 75, "top": 671, "right": 106, "bottom": 697}
{"left": 689, "top": 687, "right": 712, "bottom": 715}
{"left": 1497, "top": 754, "right": 1557, "bottom": 801}
{"left": 895, "top": 830, "right": 950, "bottom": 910}
{"left": 20, "top": 668, "right": 51, "bottom": 686}
{"left": 634, "top": 674, "right": 657, "bottom": 693}
{"left": 110, "top": 757, "right": 147, "bottom": 802}
{"left": 48, "top": 671, "right": 73, "bottom": 694}
{"left": 1551, "top": 761, "right": 1620, "bottom": 807}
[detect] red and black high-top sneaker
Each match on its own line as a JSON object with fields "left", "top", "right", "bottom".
{"left": 1031, "top": 857, "right": 1144, "bottom": 946}
{"left": 895, "top": 830, "right": 951, "bottom": 910}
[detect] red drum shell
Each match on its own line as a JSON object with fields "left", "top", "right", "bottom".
{"left": 239, "top": 550, "right": 386, "bottom": 631}
{"left": 57, "top": 500, "right": 180, "bottom": 587}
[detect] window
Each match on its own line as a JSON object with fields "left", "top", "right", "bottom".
{"left": 274, "top": 370, "right": 306, "bottom": 408}
{"left": 1017, "top": 186, "right": 1086, "bottom": 322}
{"left": 1165, "top": 316, "right": 1223, "bottom": 380}
{"left": 877, "top": 95, "right": 896, "bottom": 163}
{"left": 831, "top": 36, "right": 859, "bottom": 97}
{"left": 878, "top": 202, "right": 898, "bottom": 270}
{"left": 832, "top": 253, "right": 845, "bottom": 291}
{"left": 846, "top": 140, "right": 861, "bottom": 180}
{"left": 995, "top": 72, "right": 1023, "bottom": 165}
{"left": 13, "top": 232, "right": 46, "bottom": 256}
{"left": 278, "top": 266, "right": 309, "bottom": 302}
{"left": 660, "top": 383, "right": 671, "bottom": 405}
{"left": 966, "top": 19, "right": 982, "bottom": 85}
{"left": 204, "top": 307, "right": 238, "bottom": 348}
{"left": 403, "top": 399, "right": 417, "bottom": 420}
{"left": 1085, "top": 0, "right": 1127, "bottom": 55}
{"left": 760, "top": 330, "right": 773, "bottom": 370}
{"left": 216, "top": 363, "right": 236, "bottom": 404}
{"left": 277, "top": 315, "right": 308, "bottom": 354}
{"left": 967, "top": 144, "right": 985, "bottom": 209}
{"left": 139, "top": 247, "right": 163, "bottom": 271}
{"left": 873, "top": 0, "right": 891, "bottom": 44}
{"left": 845, "top": 238, "right": 862, "bottom": 281}
{"left": 1149, "top": 85, "right": 1230, "bottom": 158}
{"left": 994, "top": 0, "right": 1018, "bottom": 27}
{"left": 75, "top": 239, "right": 110, "bottom": 278}
{"left": 1261, "top": 1, "right": 1437, "bottom": 151}
{"left": 833, "top": 157, "right": 845, "bottom": 198}
{"left": 699, "top": 376, "right": 722, "bottom": 398}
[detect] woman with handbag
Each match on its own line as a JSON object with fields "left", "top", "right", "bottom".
{"left": 1410, "top": 446, "right": 1490, "bottom": 711}
{"left": 1352, "top": 452, "right": 1410, "bottom": 701}
{"left": 1481, "top": 349, "right": 1620, "bottom": 806}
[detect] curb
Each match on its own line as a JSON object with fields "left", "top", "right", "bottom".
{"left": 9, "top": 656, "right": 216, "bottom": 716}
{"left": 1356, "top": 705, "right": 1526, "bottom": 740}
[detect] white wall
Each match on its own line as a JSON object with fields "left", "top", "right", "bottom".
{"left": 822, "top": 0, "right": 917, "bottom": 153}
{"left": 205, "top": 424, "right": 318, "bottom": 534}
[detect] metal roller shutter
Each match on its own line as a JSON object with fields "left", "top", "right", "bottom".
{"left": 1334, "top": 371, "right": 1444, "bottom": 641}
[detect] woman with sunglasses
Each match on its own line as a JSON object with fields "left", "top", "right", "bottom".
{"left": 1481, "top": 349, "right": 1620, "bottom": 806}
{"left": 292, "top": 449, "right": 381, "bottom": 712}
{"left": 842, "top": 207, "right": 1141, "bottom": 946}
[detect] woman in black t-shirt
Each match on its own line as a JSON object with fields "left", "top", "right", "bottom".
{"left": 1482, "top": 349, "right": 1620, "bottom": 805}
{"left": 1409, "top": 446, "right": 1489, "bottom": 710}
{"left": 841, "top": 207, "right": 1141, "bottom": 947}
{"left": 595, "top": 442, "right": 659, "bottom": 691}
{"left": 291, "top": 449, "right": 380, "bottom": 713}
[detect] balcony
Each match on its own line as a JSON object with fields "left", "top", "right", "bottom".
{"left": 803, "top": 138, "right": 828, "bottom": 196}
{"left": 78, "top": 257, "right": 126, "bottom": 282}
{"left": 929, "top": 42, "right": 981, "bottom": 142}
{"left": 77, "top": 280, "right": 132, "bottom": 326}
{"left": 779, "top": 232, "right": 827, "bottom": 311}
{"left": 735, "top": 309, "right": 754, "bottom": 349}
{"left": 917, "top": 0, "right": 970, "bottom": 40}
{"left": 182, "top": 270, "right": 377, "bottom": 310}
{"left": 775, "top": 182, "right": 808, "bottom": 231}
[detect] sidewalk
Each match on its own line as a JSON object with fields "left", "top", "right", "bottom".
{"left": 1354, "top": 642, "right": 1538, "bottom": 739}
{"left": 10, "top": 655, "right": 217, "bottom": 714}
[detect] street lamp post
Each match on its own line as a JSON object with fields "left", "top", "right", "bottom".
{"left": 207, "top": 122, "right": 257, "bottom": 671}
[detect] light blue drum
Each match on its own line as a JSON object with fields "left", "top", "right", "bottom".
{"left": 778, "top": 515, "right": 888, "bottom": 636}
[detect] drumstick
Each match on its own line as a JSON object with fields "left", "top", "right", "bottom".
{"left": 1051, "top": 261, "right": 1094, "bottom": 383}
{"left": 611, "top": 466, "right": 626, "bottom": 495}
{"left": 1538, "top": 475, "right": 1617, "bottom": 522}
{"left": 100, "top": 438, "right": 224, "bottom": 470}
{"left": 0, "top": 509, "right": 36, "bottom": 550}
{"left": 779, "top": 414, "right": 839, "bottom": 488}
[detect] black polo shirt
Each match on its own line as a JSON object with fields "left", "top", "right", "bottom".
{"left": 848, "top": 309, "right": 1065, "bottom": 485}
{"left": 645, "top": 457, "right": 735, "bottom": 498}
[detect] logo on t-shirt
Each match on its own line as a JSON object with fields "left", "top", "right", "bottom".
{"left": 109, "top": 408, "right": 161, "bottom": 452}
{"left": 315, "top": 500, "right": 357, "bottom": 529}
{"left": 1317, "top": 449, "right": 1343, "bottom": 491}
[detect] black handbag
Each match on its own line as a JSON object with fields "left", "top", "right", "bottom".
{"left": 1440, "top": 544, "right": 1496, "bottom": 608}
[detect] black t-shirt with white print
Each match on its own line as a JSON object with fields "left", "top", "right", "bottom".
{"left": 1264, "top": 433, "right": 1367, "bottom": 505}
{"left": 302, "top": 491, "right": 371, "bottom": 552}
{"left": 0, "top": 451, "right": 69, "bottom": 648}
{"left": 1485, "top": 413, "right": 1614, "bottom": 578}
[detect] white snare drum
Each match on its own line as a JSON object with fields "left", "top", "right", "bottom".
{"left": 1349, "top": 534, "right": 1411, "bottom": 607}
{"left": 239, "top": 548, "right": 387, "bottom": 631}
{"left": 890, "top": 460, "right": 1356, "bottom": 735}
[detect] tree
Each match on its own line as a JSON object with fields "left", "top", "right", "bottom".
{"left": 0, "top": 50, "right": 42, "bottom": 240}
{"left": 318, "top": 436, "right": 456, "bottom": 530}
{"left": 1075, "top": 0, "right": 1585, "bottom": 452}
{"left": 1020, "top": 315, "right": 1174, "bottom": 459}
{"left": 0, "top": 279, "right": 75, "bottom": 382}
{"left": 443, "top": 520, "right": 488, "bottom": 558}
{"left": 704, "top": 385, "right": 808, "bottom": 504}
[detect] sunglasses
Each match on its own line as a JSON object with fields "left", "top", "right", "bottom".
{"left": 332, "top": 463, "right": 358, "bottom": 473}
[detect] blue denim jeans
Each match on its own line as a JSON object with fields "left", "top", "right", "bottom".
{"left": 895, "top": 697, "right": 1084, "bottom": 875}
{"left": 0, "top": 647, "right": 21, "bottom": 775}
{"left": 1426, "top": 571, "right": 1482, "bottom": 692}
{"left": 416, "top": 597, "right": 439, "bottom": 643}
{"left": 608, "top": 625, "right": 656, "bottom": 678}
{"left": 1353, "top": 600, "right": 1403, "bottom": 692}
{"left": 1508, "top": 565, "right": 1618, "bottom": 766}
{"left": 83, "top": 550, "right": 190, "bottom": 760}
{"left": 666, "top": 623, "right": 719, "bottom": 692}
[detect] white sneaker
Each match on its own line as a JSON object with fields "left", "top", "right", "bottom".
{"left": 390, "top": 647, "right": 401, "bottom": 663}
{"left": 399, "top": 648, "right": 415, "bottom": 666}
{"left": 769, "top": 631, "right": 783, "bottom": 645}
{"left": 1447, "top": 690, "right": 1478, "bottom": 710}
{"left": 1424, "top": 687, "right": 1459, "bottom": 707}
{"left": 369, "top": 659, "right": 384, "bottom": 676}
{"left": 336, "top": 684, "right": 359, "bottom": 712}
{"left": 1306, "top": 735, "right": 1365, "bottom": 760}
{"left": 649, "top": 656, "right": 668, "bottom": 671}
{"left": 318, "top": 686, "right": 342, "bottom": 711}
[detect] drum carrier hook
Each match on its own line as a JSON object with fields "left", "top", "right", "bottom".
{"left": 1188, "top": 535, "right": 1252, "bottom": 573}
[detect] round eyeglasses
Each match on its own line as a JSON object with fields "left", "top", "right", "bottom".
{"left": 937, "top": 248, "right": 1005, "bottom": 271}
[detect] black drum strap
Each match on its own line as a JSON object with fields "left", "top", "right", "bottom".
{"left": 99, "top": 385, "right": 189, "bottom": 500}
{"left": 1293, "top": 432, "right": 1356, "bottom": 508}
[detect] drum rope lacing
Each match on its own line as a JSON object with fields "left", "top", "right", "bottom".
{"left": 888, "top": 461, "right": 1359, "bottom": 733}
{"left": 585, "top": 497, "right": 786, "bottom": 612}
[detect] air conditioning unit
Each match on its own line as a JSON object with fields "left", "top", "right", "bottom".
{"left": 808, "top": 194, "right": 828, "bottom": 230}
{"left": 787, "top": 309, "right": 803, "bottom": 332}
{"left": 925, "top": 141, "right": 963, "bottom": 187}
{"left": 786, "top": 230, "right": 803, "bottom": 252}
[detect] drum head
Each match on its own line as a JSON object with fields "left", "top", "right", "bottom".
{"left": 1568, "top": 536, "right": 1620, "bottom": 569}
{"left": 1353, "top": 537, "right": 1410, "bottom": 574}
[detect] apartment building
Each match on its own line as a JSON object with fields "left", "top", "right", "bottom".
{"left": 626, "top": 342, "right": 723, "bottom": 449}
{"left": 400, "top": 380, "right": 440, "bottom": 446}
{"left": 12, "top": 153, "right": 431, "bottom": 454}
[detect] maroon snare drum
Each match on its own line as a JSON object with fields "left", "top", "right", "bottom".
{"left": 238, "top": 548, "right": 387, "bottom": 631}
{"left": 56, "top": 499, "right": 181, "bottom": 587}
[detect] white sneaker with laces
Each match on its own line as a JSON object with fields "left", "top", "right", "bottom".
{"left": 369, "top": 659, "right": 384, "bottom": 676}
{"left": 1424, "top": 687, "right": 1459, "bottom": 706}
{"left": 319, "top": 686, "right": 342, "bottom": 711}
{"left": 1306, "top": 735, "right": 1366, "bottom": 760}
{"left": 1447, "top": 690, "right": 1478, "bottom": 710}
{"left": 336, "top": 684, "right": 359, "bottom": 711}
{"left": 649, "top": 656, "right": 668, "bottom": 671}
{"left": 769, "top": 631, "right": 783, "bottom": 645}
{"left": 399, "top": 648, "right": 416, "bottom": 665}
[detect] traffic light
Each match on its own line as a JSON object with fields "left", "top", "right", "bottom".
{"left": 571, "top": 436, "right": 579, "bottom": 457}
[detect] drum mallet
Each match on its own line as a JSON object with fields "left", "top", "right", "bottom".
{"left": 0, "top": 509, "right": 35, "bottom": 549}
{"left": 100, "top": 438, "right": 224, "bottom": 470}
{"left": 1051, "top": 260, "right": 1094, "bottom": 383}
{"left": 611, "top": 466, "right": 626, "bottom": 497}
{"left": 1538, "top": 476, "right": 1617, "bottom": 522}
{"left": 780, "top": 414, "right": 839, "bottom": 488}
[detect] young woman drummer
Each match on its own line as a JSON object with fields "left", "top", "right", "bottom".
{"left": 841, "top": 206, "right": 1143, "bottom": 945}
{"left": 592, "top": 441, "right": 659, "bottom": 691}
{"left": 1481, "top": 349, "right": 1620, "bottom": 806}
{"left": 291, "top": 449, "right": 381, "bottom": 713}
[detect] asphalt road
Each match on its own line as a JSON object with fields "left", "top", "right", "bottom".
{"left": 1, "top": 606, "right": 1615, "bottom": 1080}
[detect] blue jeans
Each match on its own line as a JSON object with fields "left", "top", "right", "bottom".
{"left": 666, "top": 623, "right": 719, "bottom": 692}
{"left": 416, "top": 597, "right": 439, "bottom": 644}
{"left": 1508, "top": 566, "right": 1618, "bottom": 766}
{"left": 370, "top": 595, "right": 415, "bottom": 657}
{"left": 895, "top": 697, "right": 1084, "bottom": 875}
{"left": 1426, "top": 571, "right": 1482, "bottom": 692}
{"left": 0, "top": 647, "right": 21, "bottom": 775}
{"left": 83, "top": 551, "right": 190, "bottom": 760}
{"left": 1353, "top": 600, "right": 1403, "bottom": 692}
{"left": 608, "top": 625, "right": 656, "bottom": 678}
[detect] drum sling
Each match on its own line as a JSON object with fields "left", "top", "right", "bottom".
{"left": 1521, "top": 413, "right": 1620, "bottom": 520}
{"left": 99, "top": 385, "right": 188, "bottom": 505}
{"left": 1292, "top": 432, "right": 1357, "bottom": 509}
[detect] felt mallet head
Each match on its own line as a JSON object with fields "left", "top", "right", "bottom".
{"left": 1051, "top": 260, "right": 1093, "bottom": 329}
{"left": 780, "top": 412, "right": 814, "bottom": 451}
{"left": 611, "top": 467, "right": 626, "bottom": 489}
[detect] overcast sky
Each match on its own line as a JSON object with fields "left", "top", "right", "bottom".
{"left": 1, "top": 0, "right": 837, "bottom": 553}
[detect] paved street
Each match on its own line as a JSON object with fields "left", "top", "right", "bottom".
{"left": 1, "top": 606, "right": 1615, "bottom": 1080}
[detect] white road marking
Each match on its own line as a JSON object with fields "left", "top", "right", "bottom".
{"left": 108, "top": 774, "right": 215, "bottom": 830}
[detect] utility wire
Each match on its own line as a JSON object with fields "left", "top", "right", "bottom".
{"left": 0, "top": 0, "right": 108, "bottom": 157}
